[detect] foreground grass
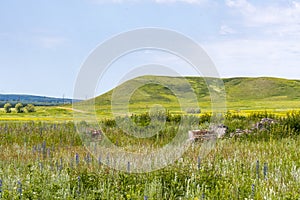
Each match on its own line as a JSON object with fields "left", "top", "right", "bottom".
{"left": 0, "top": 112, "right": 300, "bottom": 199}
{"left": 0, "top": 136, "right": 299, "bottom": 199}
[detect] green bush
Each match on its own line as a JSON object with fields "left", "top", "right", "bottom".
{"left": 4, "top": 103, "right": 12, "bottom": 113}
{"left": 282, "top": 111, "right": 300, "bottom": 134}
{"left": 15, "top": 103, "right": 24, "bottom": 113}
{"left": 25, "top": 104, "right": 35, "bottom": 113}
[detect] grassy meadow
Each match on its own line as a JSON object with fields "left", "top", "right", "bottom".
{"left": 0, "top": 76, "right": 300, "bottom": 199}
{"left": 0, "top": 110, "right": 300, "bottom": 199}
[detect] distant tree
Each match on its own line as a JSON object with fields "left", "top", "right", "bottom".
{"left": 25, "top": 104, "right": 35, "bottom": 113}
{"left": 4, "top": 103, "right": 12, "bottom": 113}
{"left": 15, "top": 103, "right": 24, "bottom": 113}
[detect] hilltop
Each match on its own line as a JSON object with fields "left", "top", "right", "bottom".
{"left": 83, "top": 76, "right": 300, "bottom": 113}
{"left": 223, "top": 77, "right": 300, "bottom": 101}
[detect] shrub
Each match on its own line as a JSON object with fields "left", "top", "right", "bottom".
{"left": 25, "top": 104, "right": 35, "bottom": 113}
{"left": 4, "top": 103, "right": 12, "bottom": 113}
{"left": 15, "top": 103, "right": 24, "bottom": 113}
{"left": 282, "top": 111, "right": 300, "bottom": 134}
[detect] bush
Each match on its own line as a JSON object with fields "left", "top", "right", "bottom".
{"left": 25, "top": 104, "right": 35, "bottom": 113}
{"left": 4, "top": 103, "right": 12, "bottom": 113}
{"left": 15, "top": 103, "right": 24, "bottom": 113}
{"left": 282, "top": 111, "right": 300, "bottom": 134}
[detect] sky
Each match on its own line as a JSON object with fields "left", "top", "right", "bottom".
{"left": 1, "top": 0, "right": 300, "bottom": 98}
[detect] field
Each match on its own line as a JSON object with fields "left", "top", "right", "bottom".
{"left": 0, "top": 110, "right": 300, "bottom": 199}
{"left": 1, "top": 76, "right": 300, "bottom": 199}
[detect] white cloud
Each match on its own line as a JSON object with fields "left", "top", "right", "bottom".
{"left": 37, "top": 36, "right": 67, "bottom": 49}
{"left": 223, "top": 0, "right": 300, "bottom": 41}
{"left": 219, "top": 25, "right": 236, "bottom": 35}
{"left": 252, "top": 4, "right": 300, "bottom": 26}
{"left": 210, "top": 1, "right": 300, "bottom": 78}
{"left": 226, "top": 0, "right": 300, "bottom": 27}
{"left": 204, "top": 38, "right": 300, "bottom": 78}
{"left": 225, "top": 0, "right": 255, "bottom": 12}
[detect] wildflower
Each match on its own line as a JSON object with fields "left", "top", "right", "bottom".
{"left": 76, "top": 153, "right": 79, "bottom": 165}
{"left": 0, "top": 179, "right": 2, "bottom": 196}
{"left": 127, "top": 162, "right": 130, "bottom": 173}
{"left": 263, "top": 163, "right": 268, "bottom": 180}
{"left": 197, "top": 156, "right": 201, "bottom": 169}
{"left": 251, "top": 184, "right": 255, "bottom": 199}
{"left": 17, "top": 180, "right": 22, "bottom": 198}
{"left": 256, "top": 160, "right": 260, "bottom": 179}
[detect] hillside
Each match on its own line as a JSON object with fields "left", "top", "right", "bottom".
{"left": 83, "top": 76, "right": 300, "bottom": 112}
{"left": 223, "top": 77, "right": 300, "bottom": 100}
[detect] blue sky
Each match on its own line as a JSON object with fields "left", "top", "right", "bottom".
{"left": 1, "top": 0, "right": 300, "bottom": 98}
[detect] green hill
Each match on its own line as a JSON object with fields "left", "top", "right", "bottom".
{"left": 223, "top": 77, "right": 300, "bottom": 101}
{"left": 78, "top": 76, "right": 300, "bottom": 113}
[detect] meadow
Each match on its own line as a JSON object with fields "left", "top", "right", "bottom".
{"left": 1, "top": 76, "right": 300, "bottom": 199}
{"left": 0, "top": 111, "right": 300, "bottom": 199}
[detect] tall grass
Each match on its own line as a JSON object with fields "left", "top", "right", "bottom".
{"left": 0, "top": 111, "right": 299, "bottom": 199}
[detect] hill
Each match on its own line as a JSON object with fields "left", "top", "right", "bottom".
{"left": 81, "top": 76, "right": 300, "bottom": 113}
{"left": 0, "top": 94, "right": 81, "bottom": 107}
{"left": 223, "top": 77, "right": 300, "bottom": 101}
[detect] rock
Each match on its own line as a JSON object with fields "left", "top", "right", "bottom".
{"left": 188, "top": 124, "right": 228, "bottom": 141}
{"left": 91, "top": 129, "right": 102, "bottom": 138}
{"left": 230, "top": 128, "right": 254, "bottom": 137}
{"left": 188, "top": 130, "right": 211, "bottom": 142}
{"left": 255, "top": 118, "right": 277, "bottom": 130}
{"left": 230, "top": 118, "right": 278, "bottom": 137}
{"left": 213, "top": 124, "right": 228, "bottom": 138}
{"left": 86, "top": 129, "right": 102, "bottom": 140}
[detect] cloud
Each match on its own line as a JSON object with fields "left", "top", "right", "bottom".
{"left": 223, "top": 0, "right": 300, "bottom": 41}
{"left": 208, "top": 1, "right": 300, "bottom": 78}
{"left": 225, "top": 0, "right": 300, "bottom": 27}
{"left": 37, "top": 36, "right": 67, "bottom": 49}
{"left": 225, "top": 0, "right": 255, "bottom": 12}
{"left": 219, "top": 25, "right": 236, "bottom": 35}
{"left": 204, "top": 38, "right": 300, "bottom": 78}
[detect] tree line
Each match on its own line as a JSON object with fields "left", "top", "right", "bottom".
{"left": 3, "top": 103, "right": 35, "bottom": 113}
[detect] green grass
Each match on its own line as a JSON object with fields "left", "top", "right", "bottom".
{"left": 0, "top": 106, "right": 74, "bottom": 121}
{"left": 224, "top": 77, "right": 300, "bottom": 100}
{"left": 0, "top": 112, "right": 300, "bottom": 199}
{"left": 93, "top": 76, "right": 300, "bottom": 104}
{"left": 1, "top": 76, "right": 300, "bottom": 199}
{"left": 80, "top": 76, "right": 300, "bottom": 116}
{"left": 1, "top": 76, "right": 300, "bottom": 122}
